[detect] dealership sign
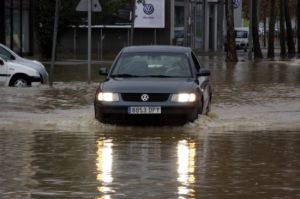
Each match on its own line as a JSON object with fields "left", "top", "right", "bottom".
{"left": 134, "top": 0, "right": 165, "bottom": 28}
{"left": 233, "top": 0, "right": 241, "bottom": 9}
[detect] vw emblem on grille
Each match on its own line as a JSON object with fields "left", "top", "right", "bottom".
{"left": 143, "top": 4, "right": 154, "bottom": 15}
{"left": 141, "top": 94, "right": 149, "bottom": 102}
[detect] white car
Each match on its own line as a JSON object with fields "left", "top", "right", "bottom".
{"left": 0, "top": 43, "right": 48, "bottom": 84}
{"left": 234, "top": 27, "right": 249, "bottom": 52}
{"left": 0, "top": 56, "right": 43, "bottom": 87}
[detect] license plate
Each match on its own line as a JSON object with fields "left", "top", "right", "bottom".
{"left": 128, "top": 106, "right": 161, "bottom": 114}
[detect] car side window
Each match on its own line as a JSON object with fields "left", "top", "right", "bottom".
{"left": 191, "top": 52, "right": 201, "bottom": 72}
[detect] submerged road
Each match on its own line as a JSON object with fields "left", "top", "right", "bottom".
{"left": 0, "top": 58, "right": 300, "bottom": 198}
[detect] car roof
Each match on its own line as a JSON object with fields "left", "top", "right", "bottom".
{"left": 235, "top": 27, "right": 249, "bottom": 31}
{"left": 122, "top": 45, "right": 192, "bottom": 54}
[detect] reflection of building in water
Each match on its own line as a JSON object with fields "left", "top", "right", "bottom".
{"left": 0, "top": 131, "right": 36, "bottom": 197}
{"left": 96, "top": 139, "right": 114, "bottom": 199}
{"left": 177, "top": 140, "right": 196, "bottom": 198}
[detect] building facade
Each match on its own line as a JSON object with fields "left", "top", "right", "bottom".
{"left": 173, "top": 0, "right": 225, "bottom": 51}
{"left": 0, "top": 0, "right": 34, "bottom": 56}
{"left": 0, "top": 0, "right": 243, "bottom": 58}
{"left": 63, "top": 0, "right": 231, "bottom": 57}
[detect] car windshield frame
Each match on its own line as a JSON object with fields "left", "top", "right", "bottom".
{"left": 110, "top": 51, "right": 193, "bottom": 78}
{"left": 235, "top": 30, "right": 248, "bottom": 39}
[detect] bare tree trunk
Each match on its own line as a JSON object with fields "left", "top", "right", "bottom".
{"left": 268, "top": 0, "right": 276, "bottom": 58}
{"left": 298, "top": 0, "right": 300, "bottom": 53}
{"left": 285, "top": 0, "right": 296, "bottom": 57}
{"left": 252, "top": 0, "right": 263, "bottom": 59}
{"left": 280, "top": 0, "right": 287, "bottom": 58}
{"left": 225, "top": 0, "right": 237, "bottom": 62}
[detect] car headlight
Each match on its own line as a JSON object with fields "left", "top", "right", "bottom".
{"left": 171, "top": 93, "right": 196, "bottom": 103}
{"left": 97, "top": 92, "right": 119, "bottom": 102}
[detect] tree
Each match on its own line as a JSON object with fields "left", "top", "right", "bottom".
{"left": 35, "top": 1, "right": 81, "bottom": 58}
{"left": 297, "top": 1, "right": 300, "bottom": 53}
{"left": 279, "top": 0, "right": 287, "bottom": 58}
{"left": 268, "top": 0, "right": 276, "bottom": 58}
{"left": 252, "top": 0, "right": 263, "bottom": 59}
{"left": 225, "top": 0, "right": 237, "bottom": 62}
{"left": 284, "top": 0, "right": 296, "bottom": 57}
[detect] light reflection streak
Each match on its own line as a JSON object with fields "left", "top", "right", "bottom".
{"left": 177, "top": 140, "right": 196, "bottom": 198}
{"left": 96, "top": 139, "right": 114, "bottom": 199}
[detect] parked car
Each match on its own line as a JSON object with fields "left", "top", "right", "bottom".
{"left": 234, "top": 27, "right": 249, "bottom": 52}
{"left": 0, "top": 43, "right": 48, "bottom": 84}
{"left": 0, "top": 56, "right": 42, "bottom": 87}
{"left": 224, "top": 27, "right": 249, "bottom": 52}
{"left": 94, "top": 45, "right": 212, "bottom": 125}
{"left": 174, "top": 27, "right": 184, "bottom": 46}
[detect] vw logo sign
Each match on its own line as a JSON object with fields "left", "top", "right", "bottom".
{"left": 233, "top": 0, "right": 241, "bottom": 9}
{"left": 143, "top": 4, "right": 154, "bottom": 15}
{"left": 141, "top": 94, "right": 149, "bottom": 102}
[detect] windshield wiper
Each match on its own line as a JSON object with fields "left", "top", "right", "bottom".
{"left": 142, "top": 75, "right": 174, "bottom": 78}
{"left": 110, "top": 74, "right": 141, "bottom": 78}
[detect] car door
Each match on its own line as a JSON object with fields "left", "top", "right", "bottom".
{"left": 191, "top": 52, "right": 210, "bottom": 88}
{"left": 0, "top": 58, "right": 8, "bottom": 86}
{"left": 191, "top": 52, "right": 211, "bottom": 113}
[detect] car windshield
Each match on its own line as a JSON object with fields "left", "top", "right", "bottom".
{"left": 111, "top": 52, "right": 192, "bottom": 78}
{"left": 235, "top": 31, "right": 248, "bottom": 38}
{"left": 0, "top": 46, "right": 13, "bottom": 60}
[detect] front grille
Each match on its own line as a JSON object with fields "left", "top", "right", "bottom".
{"left": 121, "top": 93, "right": 170, "bottom": 102}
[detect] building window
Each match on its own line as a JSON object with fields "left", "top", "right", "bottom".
{"left": 2, "top": 0, "right": 31, "bottom": 55}
{"left": 175, "top": 6, "right": 184, "bottom": 28}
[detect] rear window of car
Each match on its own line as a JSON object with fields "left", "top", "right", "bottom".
{"left": 111, "top": 52, "right": 192, "bottom": 77}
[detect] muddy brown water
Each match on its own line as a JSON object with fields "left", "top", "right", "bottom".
{"left": 1, "top": 58, "right": 300, "bottom": 198}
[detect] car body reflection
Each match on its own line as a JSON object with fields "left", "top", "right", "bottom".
{"left": 95, "top": 135, "right": 199, "bottom": 199}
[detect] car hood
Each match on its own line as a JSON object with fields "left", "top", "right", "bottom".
{"left": 14, "top": 57, "right": 49, "bottom": 83}
{"left": 7, "top": 62, "right": 39, "bottom": 76}
{"left": 14, "top": 57, "right": 45, "bottom": 71}
{"left": 101, "top": 78, "right": 196, "bottom": 93}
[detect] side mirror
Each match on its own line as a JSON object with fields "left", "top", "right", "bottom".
{"left": 0, "top": 59, "right": 4, "bottom": 66}
{"left": 10, "top": 55, "right": 16, "bottom": 60}
{"left": 197, "top": 69, "right": 211, "bottom": 77}
{"left": 99, "top": 67, "right": 108, "bottom": 76}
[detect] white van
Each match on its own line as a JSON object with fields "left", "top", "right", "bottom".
{"left": 235, "top": 27, "right": 249, "bottom": 52}
{"left": 0, "top": 44, "right": 48, "bottom": 84}
{"left": 0, "top": 57, "right": 42, "bottom": 87}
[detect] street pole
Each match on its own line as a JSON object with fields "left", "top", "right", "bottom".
{"left": 130, "top": 0, "right": 136, "bottom": 45}
{"left": 87, "top": 0, "right": 92, "bottom": 84}
{"left": 248, "top": 0, "right": 253, "bottom": 60}
{"left": 184, "top": 0, "right": 188, "bottom": 46}
{"left": 50, "top": 0, "right": 60, "bottom": 87}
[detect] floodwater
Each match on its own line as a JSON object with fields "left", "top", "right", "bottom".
{"left": 1, "top": 58, "right": 300, "bottom": 198}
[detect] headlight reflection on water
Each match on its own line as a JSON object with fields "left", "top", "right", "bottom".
{"left": 177, "top": 140, "right": 196, "bottom": 198}
{"left": 96, "top": 139, "right": 114, "bottom": 199}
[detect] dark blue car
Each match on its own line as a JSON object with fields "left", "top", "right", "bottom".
{"left": 94, "top": 45, "right": 212, "bottom": 125}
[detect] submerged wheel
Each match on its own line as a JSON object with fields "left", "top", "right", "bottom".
{"left": 199, "top": 86, "right": 212, "bottom": 115}
{"left": 205, "top": 98, "right": 211, "bottom": 115}
{"left": 10, "top": 75, "right": 31, "bottom": 87}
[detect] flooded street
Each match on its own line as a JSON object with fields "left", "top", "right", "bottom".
{"left": 1, "top": 58, "right": 300, "bottom": 198}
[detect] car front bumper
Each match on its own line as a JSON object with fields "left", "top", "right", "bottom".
{"left": 94, "top": 101, "right": 199, "bottom": 124}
